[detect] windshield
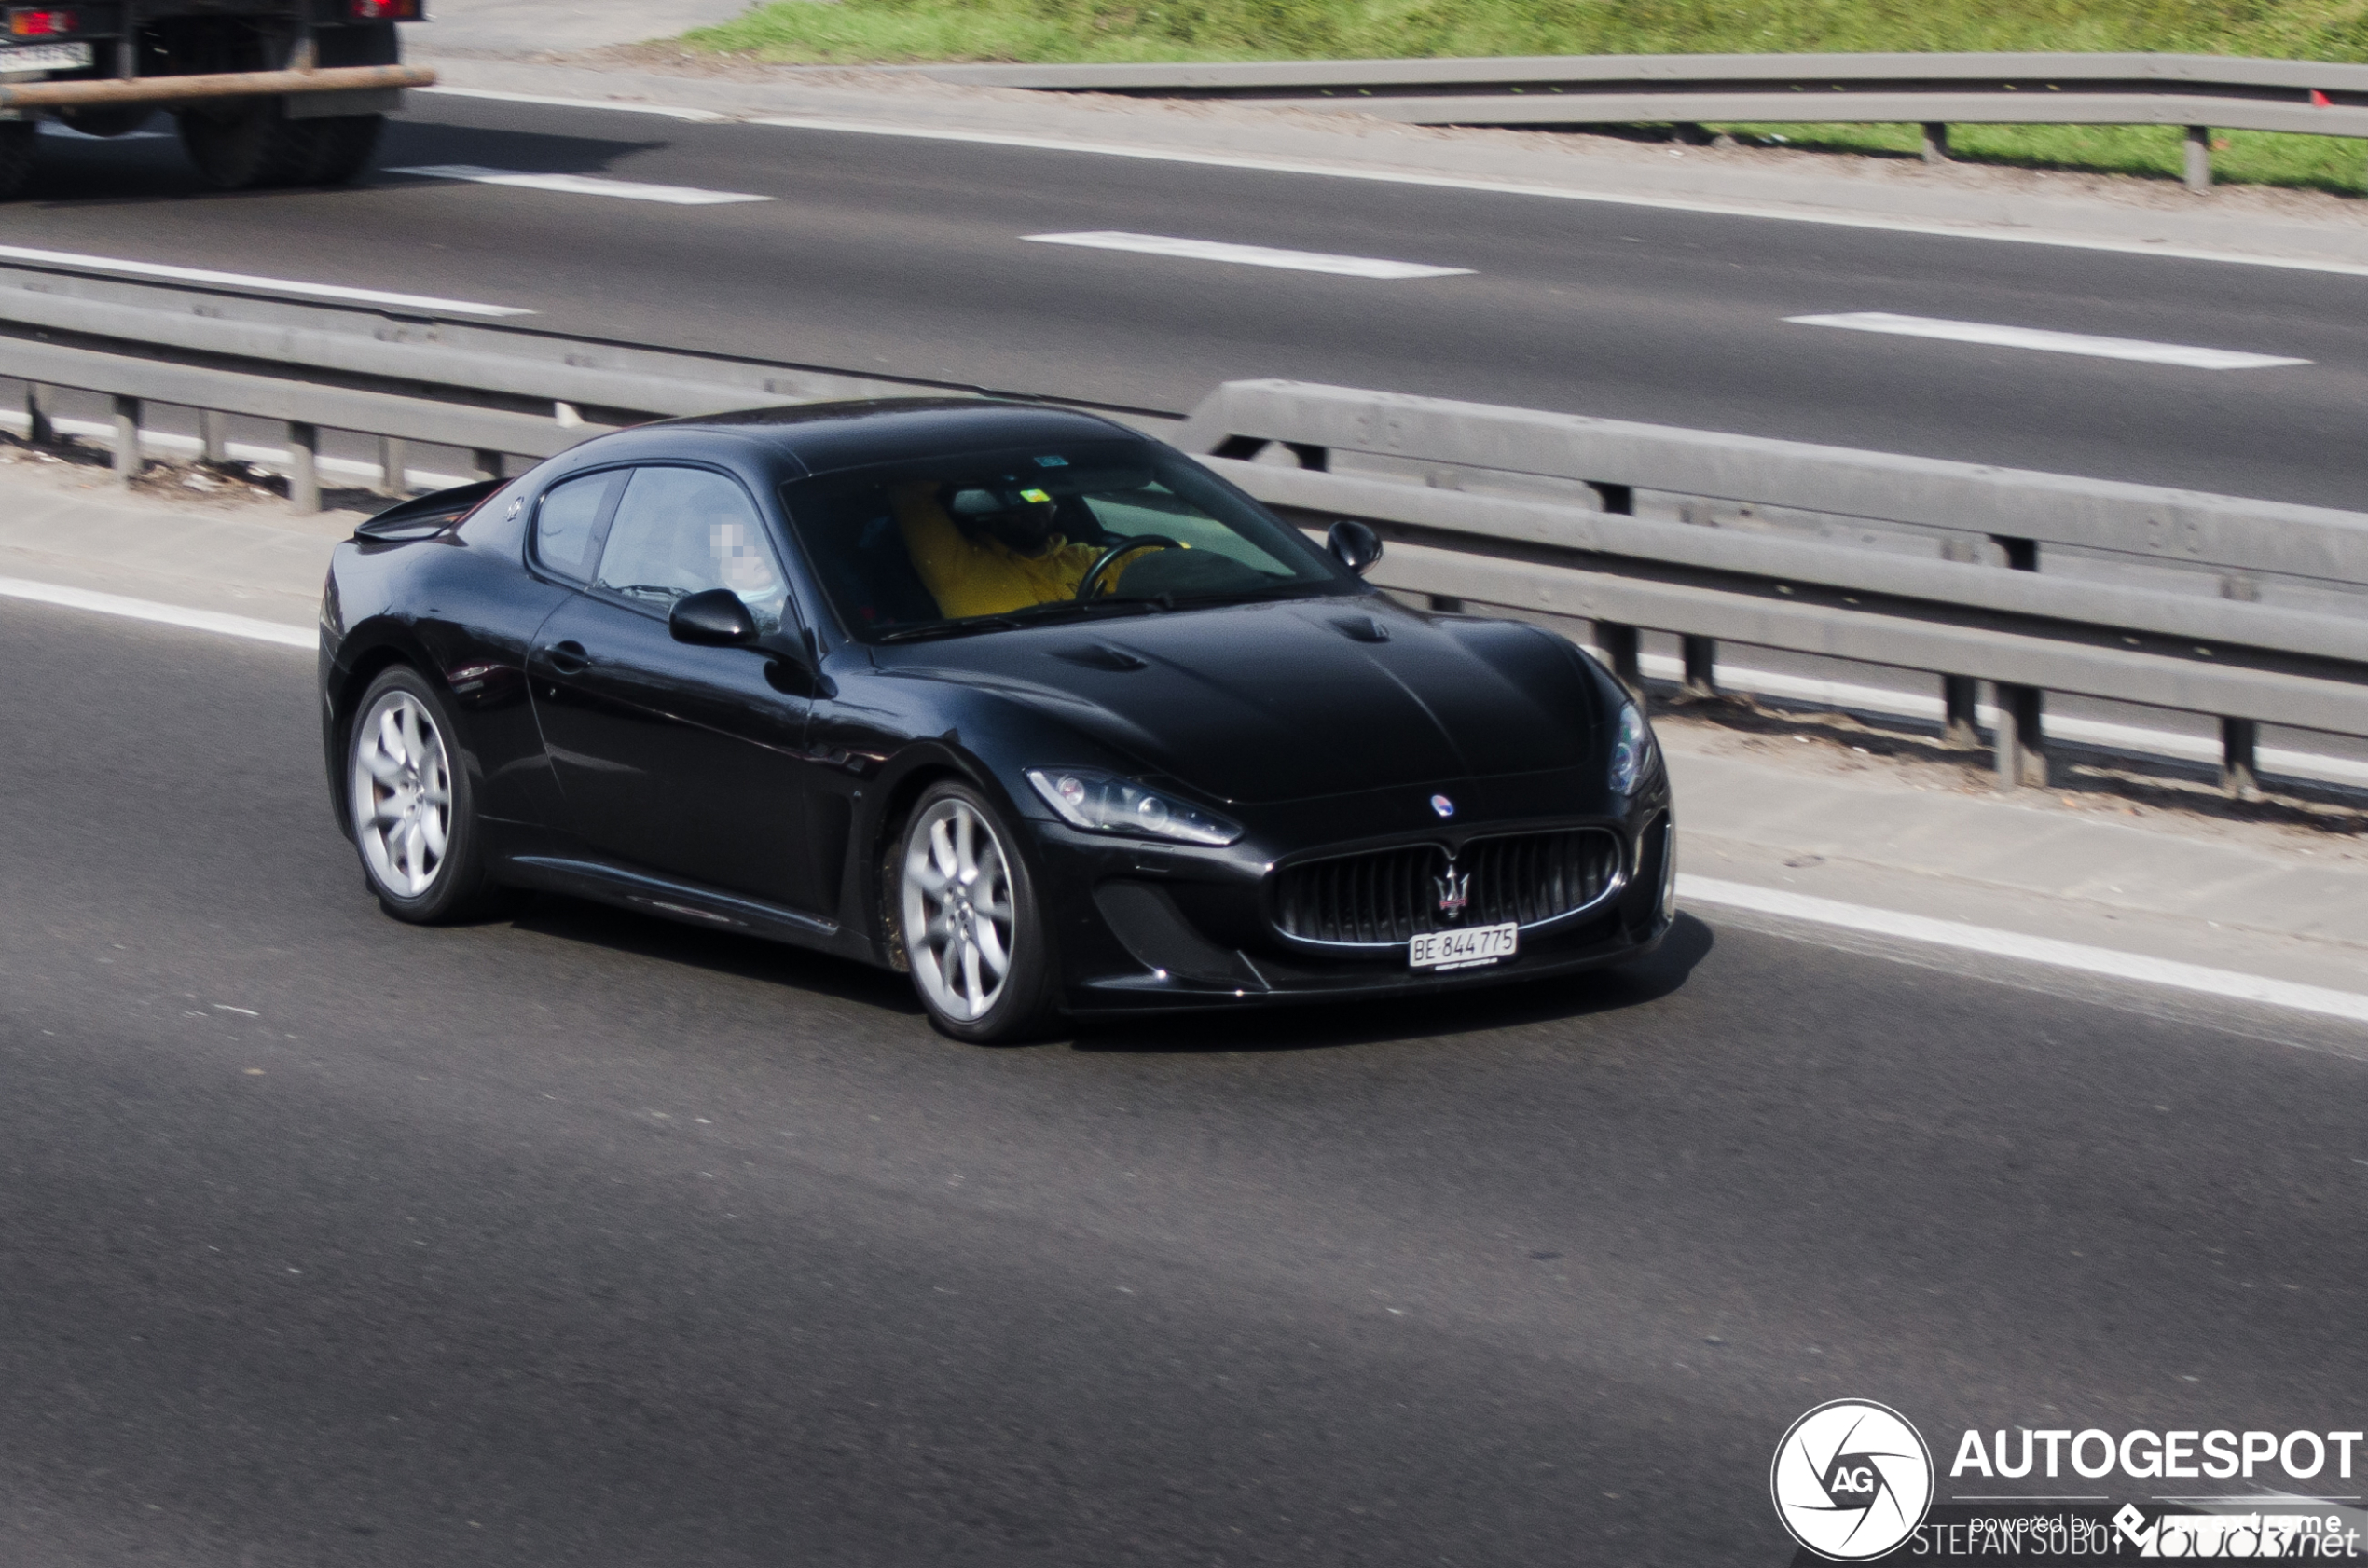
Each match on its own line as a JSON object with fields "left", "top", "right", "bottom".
{"left": 778, "top": 438, "right": 1354, "bottom": 642}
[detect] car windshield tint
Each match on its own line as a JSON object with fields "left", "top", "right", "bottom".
{"left": 779, "top": 439, "right": 1351, "bottom": 641}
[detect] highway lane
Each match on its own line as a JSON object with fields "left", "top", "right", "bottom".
{"left": 5, "top": 601, "right": 2367, "bottom": 1565}
{"left": 7, "top": 95, "right": 2368, "bottom": 508}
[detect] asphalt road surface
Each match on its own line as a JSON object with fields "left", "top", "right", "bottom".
{"left": 4, "top": 600, "right": 2365, "bottom": 1565}
{"left": 9, "top": 94, "right": 2368, "bottom": 509}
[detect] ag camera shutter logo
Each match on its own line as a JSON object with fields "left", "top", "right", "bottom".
{"left": 1771, "top": 1400, "right": 1934, "bottom": 1561}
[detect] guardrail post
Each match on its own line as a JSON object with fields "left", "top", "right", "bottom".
{"left": 1993, "top": 685, "right": 2045, "bottom": 791}
{"left": 199, "top": 408, "right": 227, "bottom": 466}
{"left": 287, "top": 421, "right": 320, "bottom": 514}
{"left": 2220, "top": 718, "right": 2260, "bottom": 798}
{"left": 1680, "top": 635, "right": 1717, "bottom": 697}
{"left": 24, "top": 381, "right": 54, "bottom": 447}
{"left": 1921, "top": 122, "right": 1949, "bottom": 163}
{"left": 2184, "top": 126, "right": 2213, "bottom": 193}
{"left": 1942, "top": 677, "right": 1982, "bottom": 748}
{"left": 1987, "top": 534, "right": 2046, "bottom": 788}
{"left": 378, "top": 436, "right": 408, "bottom": 498}
{"left": 1595, "top": 623, "right": 1643, "bottom": 697}
{"left": 110, "top": 394, "right": 141, "bottom": 484}
{"left": 1938, "top": 537, "right": 1982, "bottom": 744}
{"left": 473, "top": 448, "right": 504, "bottom": 482}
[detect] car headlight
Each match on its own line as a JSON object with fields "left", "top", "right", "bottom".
{"left": 1608, "top": 701, "right": 1656, "bottom": 796}
{"left": 1026, "top": 767, "right": 1243, "bottom": 846}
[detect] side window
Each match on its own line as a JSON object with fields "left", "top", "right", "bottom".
{"left": 595, "top": 466, "right": 792, "bottom": 634}
{"left": 532, "top": 470, "right": 622, "bottom": 582}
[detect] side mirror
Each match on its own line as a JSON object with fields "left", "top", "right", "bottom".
{"left": 670, "top": 587, "right": 760, "bottom": 647}
{"left": 1327, "top": 519, "right": 1384, "bottom": 576}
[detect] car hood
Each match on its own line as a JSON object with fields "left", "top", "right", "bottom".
{"left": 881, "top": 598, "right": 1605, "bottom": 805}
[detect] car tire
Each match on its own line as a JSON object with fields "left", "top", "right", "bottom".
{"left": 346, "top": 665, "right": 503, "bottom": 924}
{"left": 894, "top": 780, "right": 1056, "bottom": 1044}
{"left": 303, "top": 114, "right": 383, "bottom": 186}
{"left": 0, "top": 122, "right": 36, "bottom": 201}
{"left": 177, "top": 100, "right": 321, "bottom": 190}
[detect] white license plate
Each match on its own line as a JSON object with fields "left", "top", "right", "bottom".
{"left": 0, "top": 43, "right": 93, "bottom": 71}
{"left": 1409, "top": 921, "right": 1518, "bottom": 971}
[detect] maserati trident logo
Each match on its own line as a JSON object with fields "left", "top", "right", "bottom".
{"left": 1434, "top": 862, "right": 1470, "bottom": 919}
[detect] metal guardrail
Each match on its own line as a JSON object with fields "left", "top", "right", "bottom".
{"left": 1, "top": 262, "right": 2362, "bottom": 798}
{"left": 914, "top": 51, "right": 2368, "bottom": 190}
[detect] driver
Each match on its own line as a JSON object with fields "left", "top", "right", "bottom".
{"left": 893, "top": 479, "right": 1150, "bottom": 621}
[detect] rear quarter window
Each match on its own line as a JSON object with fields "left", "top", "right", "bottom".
{"left": 532, "top": 471, "right": 622, "bottom": 581}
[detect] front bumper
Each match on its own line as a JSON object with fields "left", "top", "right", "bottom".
{"left": 1029, "top": 768, "right": 1676, "bottom": 1017}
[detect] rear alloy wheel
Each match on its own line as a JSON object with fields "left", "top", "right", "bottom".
{"left": 348, "top": 666, "right": 500, "bottom": 923}
{"left": 897, "top": 782, "right": 1055, "bottom": 1043}
{"left": 0, "top": 121, "right": 36, "bottom": 201}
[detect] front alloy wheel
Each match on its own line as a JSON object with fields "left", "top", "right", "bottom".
{"left": 897, "top": 782, "right": 1054, "bottom": 1043}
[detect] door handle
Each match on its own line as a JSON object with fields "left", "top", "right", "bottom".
{"left": 547, "top": 640, "right": 590, "bottom": 677}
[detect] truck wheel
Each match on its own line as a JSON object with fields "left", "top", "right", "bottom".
{"left": 303, "top": 115, "right": 383, "bottom": 186}
{"left": 0, "top": 122, "right": 35, "bottom": 201}
{"left": 177, "top": 100, "right": 320, "bottom": 189}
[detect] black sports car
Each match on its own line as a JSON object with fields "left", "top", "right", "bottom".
{"left": 320, "top": 399, "right": 1675, "bottom": 1041}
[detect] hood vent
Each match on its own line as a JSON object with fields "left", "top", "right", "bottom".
{"left": 1049, "top": 642, "right": 1150, "bottom": 672}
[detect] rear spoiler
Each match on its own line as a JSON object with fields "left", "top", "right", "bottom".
{"left": 352, "top": 477, "right": 504, "bottom": 542}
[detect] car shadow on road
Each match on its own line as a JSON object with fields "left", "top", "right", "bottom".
{"left": 1064, "top": 913, "right": 1714, "bottom": 1055}
{"left": 489, "top": 894, "right": 1709, "bottom": 1052}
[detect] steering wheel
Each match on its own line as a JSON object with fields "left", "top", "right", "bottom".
{"left": 1077, "top": 534, "right": 1185, "bottom": 600}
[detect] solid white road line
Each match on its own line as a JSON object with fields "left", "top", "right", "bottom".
{"left": 1024, "top": 230, "right": 1471, "bottom": 279}
{"left": 1678, "top": 873, "right": 2368, "bottom": 1025}
{"left": 0, "top": 243, "right": 534, "bottom": 317}
{"left": 726, "top": 112, "right": 2368, "bottom": 282}
{"left": 0, "top": 577, "right": 313, "bottom": 649}
{"left": 386, "top": 165, "right": 773, "bottom": 205}
{"left": 1787, "top": 311, "right": 2310, "bottom": 370}
{"left": 415, "top": 85, "right": 735, "bottom": 122}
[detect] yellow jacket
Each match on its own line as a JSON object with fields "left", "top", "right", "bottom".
{"left": 894, "top": 484, "right": 1125, "bottom": 621}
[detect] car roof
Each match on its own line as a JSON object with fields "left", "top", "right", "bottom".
{"left": 646, "top": 397, "right": 1149, "bottom": 477}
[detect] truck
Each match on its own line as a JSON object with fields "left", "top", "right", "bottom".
{"left": 0, "top": 0, "right": 430, "bottom": 197}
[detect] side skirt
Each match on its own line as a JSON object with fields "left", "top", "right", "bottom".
{"left": 500, "top": 851, "right": 886, "bottom": 968}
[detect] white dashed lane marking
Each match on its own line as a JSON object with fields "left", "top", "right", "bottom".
{"left": 1787, "top": 311, "right": 2310, "bottom": 370}
{"left": 386, "top": 165, "right": 773, "bottom": 205}
{"left": 1023, "top": 230, "right": 1472, "bottom": 279}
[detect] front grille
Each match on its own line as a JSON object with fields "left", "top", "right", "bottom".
{"left": 1272, "top": 828, "right": 1622, "bottom": 946}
